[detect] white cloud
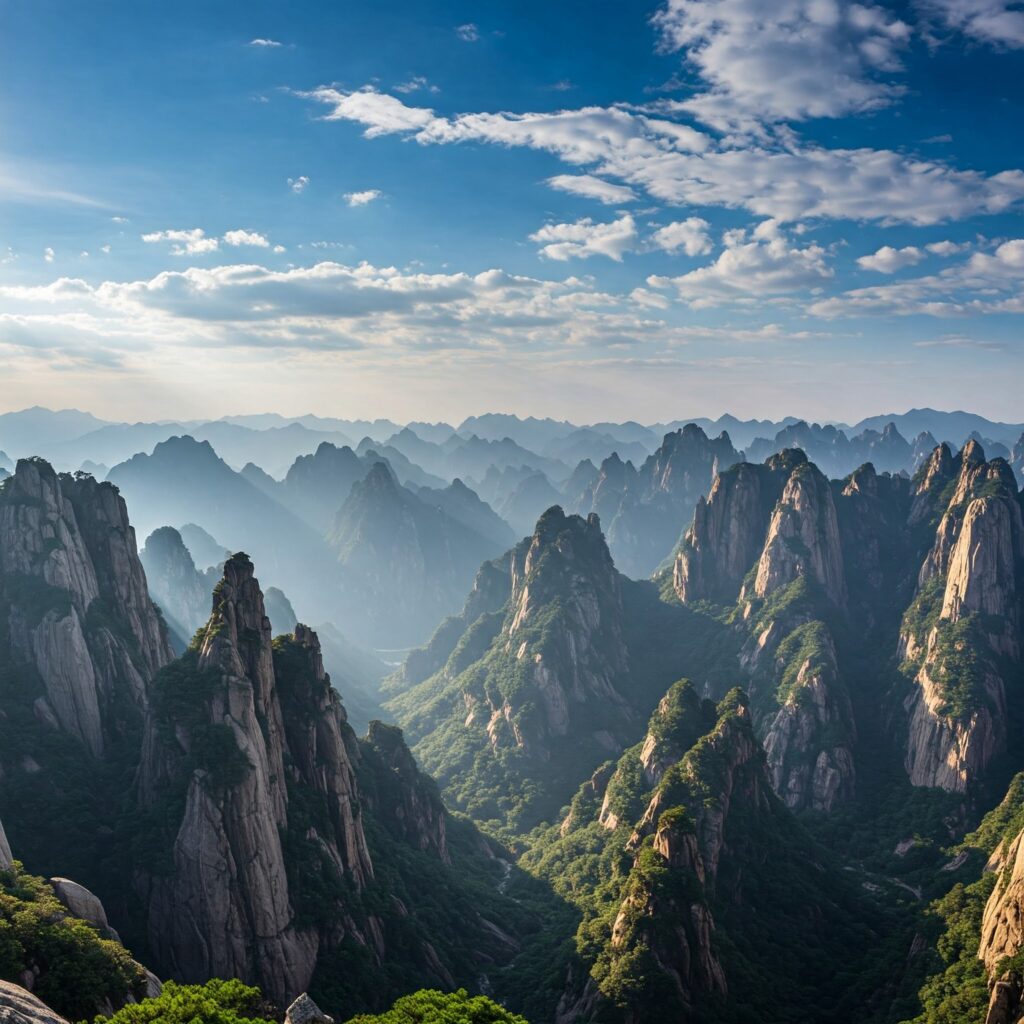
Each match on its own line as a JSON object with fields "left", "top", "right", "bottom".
{"left": 857, "top": 245, "right": 924, "bottom": 272}
{"left": 651, "top": 219, "right": 832, "bottom": 307}
{"left": 301, "top": 87, "right": 1024, "bottom": 225}
{"left": 810, "top": 238, "right": 1024, "bottom": 316}
{"left": 273, "top": 244, "right": 286, "bottom": 253}
{"left": 652, "top": 0, "right": 912, "bottom": 128}
{"left": 223, "top": 229, "right": 271, "bottom": 248}
{"left": 344, "top": 189, "right": 383, "bottom": 207}
{"left": 926, "top": 239, "right": 971, "bottom": 255}
{"left": 101, "top": 245, "right": 111, "bottom": 254}
{"left": 111, "top": 215, "right": 129, "bottom": 224}
{"left": 142, "top": 228, "right": 219, "bottom": 256}
{"left": 547, "top": 174, "right": 637, "bottom": 205}
{"left": 43, "top": 247, "right": 54, "bottom": 263}
{"left": 918, "top": 0, "right": 1024, "bottom": 47}
{"left": 651, "top": 217, "right": 712, "bottom": 256}
{"left": 288, "top": 175, "right": 309, "bottom": 193}
{"left": 394, "top": 75, "right": 440, "bottom": 95}
{"left": 530, "top": 215, "right": 639, "bottom": 261}
{"left": 0, "top": 259, "right": 682, "bottom": 360}
{"left": 249, "top": 38, "right": 282, "bottom": 47}
{"left": 456, "top": 23, "right": 480, "bottom": 41}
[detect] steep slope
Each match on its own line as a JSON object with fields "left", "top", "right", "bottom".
{"left": 386, "top": 507, "right": 734, "bottom": 830}
{"left": 281, "top": 442, "right": 372, "bottom": 533}
{"left": 415, "top": 479, "right": 516, "bottom": 551}
{"left": 898, "top": 441, "right": 1024, "bottom": 793}
{"left": 672, "top": 450, "right": 860, "bottom": 813}
{"left": 519, "top": 686, "right": 884, "bottom": 1024}
{"left": 0, "top": 459, "right": 174, "bottom": 758}
{"left": 329, "top": 463, "right": 502, "bottom": 648}
{"left": 135, "top": 554, "right": 527, "bottom": 1011}
{"left": 139, "top": 526, "right": 219, "bottom": 646}
{"left": 107, "top": 436, "right": 335, "bottom": 617}
{"left": 570, "top": 425, "right": 742, "bottom": 579}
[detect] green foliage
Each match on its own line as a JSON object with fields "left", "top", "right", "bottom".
{"left": 343, "top": 987, "right": 528, "bottom": 1024}
{"left": 94, "top": 979, "right": 275, "bottom": 1024}
{"left": 0, "top": 864, "right": 145, "bottom": 1021}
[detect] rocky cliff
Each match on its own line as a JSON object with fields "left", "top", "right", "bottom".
{"left": 0, "top": 816, "right": 12, "bottom": 870}
{"left": 672, "top": 450, "right": 856, "bottom": 813}
{"left": 0, "top": 459, "right": 174, "bottom": 758}
{"left": 542, "top": 686, "right": 859, "bottom": 1024}
{"left": 138, "top": 554, "right": 373, "bottom": 1002}
{"left": 900, "top": 441, "right": 1024, "bottom": 792}
{"left": 387, "top": 506, "right": 647, "bottom": 828}
{"left": 139, "top": 526, "right": 219, "bottom": 645}
{"left": 572, "top": 426, "right": 741, "bottom": 579}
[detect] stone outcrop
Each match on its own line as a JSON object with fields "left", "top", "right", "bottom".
{"left": 749, "top": 460, "right": 846, "bottom": 607}
{"left": 761, "top": 630, "right": 856, "bottom": 813}
{"left": 50, "top": 877, "right": 120, "bottom": 941}
{"left": 285, "top": 994, "right": 335, "bottom": 1024}
{"left": 0, "top": 982, "right": 71, "bottom": 1024}
{"left": 901, "top": 442, "right": 1023, "bottom": 792}
{"left": 0, "top": 459, "right": 174, "bottom": 757}
{"left": 582, "top": 693, "right": 778, "bottom": 1020}
{"left": 140, "top": 526, "right": 219, "bottom": 644}
{"left": 361, "top": 721, "right": 449, "bottom": 863}
{"left": 571, "top": 426, "right": 741, "bottom": 579}
{"left": 674, "top": 450, "right": 856, "bottom": 813}
{"left": 468, "top": 506, "right": 633, "bottom": 759}
{"left": 0, "top": 817, "right": 12, "bottom": 871}
{"left": 139, "top": 554, "right": 370, "bottom": 1003}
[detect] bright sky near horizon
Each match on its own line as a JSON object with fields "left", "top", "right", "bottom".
{"left": 0, "top": 0, "right": 1022, "bottom": 424}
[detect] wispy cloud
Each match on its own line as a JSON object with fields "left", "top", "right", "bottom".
{"left": 455, "top": 23, "right": 480, "bottom": 41}
{"left": 287, "top": 175, "right": 309, "bottom": 193}
{"left": 300, "top": 86, "right": 1024, "bottom": 226}
{"left": 546, "top": 174, "right": 637, "bottom": 205}
{"left": 344, "top": 189, "right": 383, "bottom": 207}
{"left": 249, "top": 38, "right": 282, "bottom": 47}
{"left": 394, "top": 75, "right": 439, "bottom": 95}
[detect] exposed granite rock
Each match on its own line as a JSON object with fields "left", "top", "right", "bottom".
{"left": 140, "top": 526, "right": 217, "bottom": 644}
{"left": 0, "top": 982, "right": 71, "bottom": 1024}
{"left": 761, "top": 631, "right": 856, "bottom": 813}
{"left": 750, "top": 461, "right": 846, "bottom": 607}
{"left": 979, "top": 828, "right": 1024, "bottom": 975}
{"left": 0, "top": 818, "right": 11, "bottom": 870}
{"left": 901, "top": 442, "right": 1023, "bottom": 792}
{"left": 362, "top": 721, "right": 449, "bottom": 863}
{"left": 0, "top": 459, "right": 174, "bottom": 757}
{"left": 50, "top": 877, "right": 119, "bottom": 941}
{"left": 140, "top": 554, "right": 323, "bottom": 1002}
{"left": 573, "top": 426, "right": 741, "bottom": 579}
{"left": 285, "top": 993, "right": 334, "bottom": 1024}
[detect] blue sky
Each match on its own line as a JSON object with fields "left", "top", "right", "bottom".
{"left": 1, "top": 0, "right": 1022, "bottom": 424}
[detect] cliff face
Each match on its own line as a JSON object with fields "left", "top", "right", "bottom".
{"left": 387, "top": 507, "right": 651, "bottom": 829}
{"left": 139, "top": 526, "right": 218, "bottom": 645}
{"left": 554, "top": 690, "right": 816, "bottom": 1023}
{"left": 0, "top": 459, "right": 174, "bottom": 757}
{"left": 498, "top": 507, "right": 631, "bottom": 747}
{"left": 139, "top": 554, "right": 322, "bottom": 1002}
{"left": 672, "top": 450, "right": 856, "bottom": 813}
{"left": 900, "top": 443, "right": 1023, "bottom": 792}
{"left": 137, "top": 553, "right": 484, "bottom": 1006}
{"left": 571, "top": 426, "right": 741, "bottom": 580}
{"left": 0, "top": 816, "right": 12, "bottom": 870}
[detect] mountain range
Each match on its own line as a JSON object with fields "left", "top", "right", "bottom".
{"left": 2, "top": 409, "right": 1024, "bottom": 1024}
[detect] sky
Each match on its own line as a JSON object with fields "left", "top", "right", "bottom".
{"left": 1, "top": 0, "right": 1022, "bottom": 425}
